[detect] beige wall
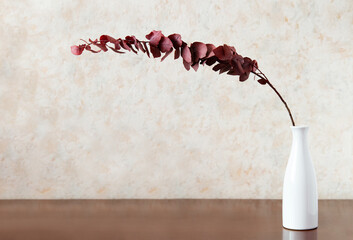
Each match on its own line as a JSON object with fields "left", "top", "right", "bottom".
{"left": 0, "top": 0, "right": 352, "bottom": 199}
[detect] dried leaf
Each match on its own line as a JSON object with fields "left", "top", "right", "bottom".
{"left": 125, "top": 35, "right": 137, "bottom": 45}
{"left": 183, "top": 59, "right": 191, "bottom": 71}
{"left": 205, "top": 56, "right": 217, "bottom": 66}
{"left": 168, "top": 34, "right": 182, "bottom": 49}
{"left": 89, "top": 39, "right": 108, "bottom": 52}
{"left": 239, "top": 72, "right": 250, "bottom": 82}
{"left": 150, "top": 45, "right": 161, "bottom": 58}
{"left": 174, "top": 48, "right": 180, "bottom": 60}
{"left": 107, "top": 46, "right": 125, "bottom": 54}
{"left": 159, "top": 36, "right": 173, "bottom": 53}
{"left": 191, "top": 62, "right": 199, "bottom": 72}
{"left": 143, "top": 42, "right": 150, "bottom": 58}
{"left": 181, "top": 43, "right": 192, "bottom": 63}
{"left": 119, "top": 40, "right": 131, "bottom": 51}
{"left": 100, "top": 35, "right": 116, "bottom": 44}
{"left": 206, "top": 44, "right": 216, "bottom": 58}
{"left": 146, "top": 30, "right": 163, "bottom": 47}
{"left": 257, "top": 78, "right": 267, "bottom": 85}
{"left": 71, "top": 45, "right": 85, "bottom": 55}
{"left": 136, "top": 41, "right": 145, "bottom": 53}
{"left": 85, "top": 45, "right": 101, "bottom": 53}
{"left": 219, "top": 65, "right": 231, "bottom": 74}
{"left": 227, "top": 68, "right": 241, "bottom": 76}
{"left": 213, "top": 44, "right": 234, "bottom": 61}
{"left": 161, "top": 49, "right": 173, "bottom": 61}
{"left": 190, "top": 42, "right": 207, "bottom": 63}
{"left": 212, "top": 63, "right": 226, "bottom": 72}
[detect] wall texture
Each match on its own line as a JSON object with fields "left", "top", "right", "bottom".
{"left": 0, "top": 0, "right": 352, "bottom": 199}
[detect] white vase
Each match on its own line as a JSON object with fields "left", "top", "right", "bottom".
{"left": 282, "top": 126, "right": 318, "bottom": 230}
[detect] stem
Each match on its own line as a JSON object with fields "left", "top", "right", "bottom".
{"left": 252, "top": 71, "right": 295, "bottom": 126}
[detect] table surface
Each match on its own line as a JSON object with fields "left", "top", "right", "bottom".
{"left": 0, "top": 200, "right": 351, "bottom": 240}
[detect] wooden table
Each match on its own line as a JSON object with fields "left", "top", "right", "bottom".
{"left": 0, "top": 200, "right": 351, "bottom": 240}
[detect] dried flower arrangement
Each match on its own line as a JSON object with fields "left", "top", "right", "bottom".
{"left": 71, "top": 30, "right": 295, "bottom": 126}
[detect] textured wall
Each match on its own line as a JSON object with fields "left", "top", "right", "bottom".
{"left": 0, "top": 0, "right": 352, "bottom": 199}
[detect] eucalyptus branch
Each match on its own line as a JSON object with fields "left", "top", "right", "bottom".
{"left": 71, "top": 30, "right": 296, "bottom": 126}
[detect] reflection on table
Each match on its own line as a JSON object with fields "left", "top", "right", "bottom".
{"left": 282, "top": 228, "right": 317, "bottom": 240}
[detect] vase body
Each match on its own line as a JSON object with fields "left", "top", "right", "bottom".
{"left": 282, "top": 126, "right": 318, "bottom": 230}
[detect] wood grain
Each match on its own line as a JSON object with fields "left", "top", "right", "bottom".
{"left": 0, "top": 200, "right": 351, "bottom": 240}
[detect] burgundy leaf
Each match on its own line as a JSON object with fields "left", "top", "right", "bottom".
{"left": 190, "top": 42, "right": 207, "bottom": 63}
{"left": 219, "top": 65, "right": 231, "bottom": 74}
{"left": 174, "top": 48, "right": 180, "bottom": 59}
{"left": 89, "top": 39, "right": 108, "bottom": 52}
{"left": 161, "top": 49, "right": 173, "bottom": 61}
{"left": 191, "top": 62, "right": 199, "bottom": 72}
{"left": 206, "top": 44, "right": 216, "bottom": 58}
{"left": 85, "top": 45, "right": 101, "bottom": 53}
{"left": 107, "top": 46, "right": 125, "bottom": 54}
{"left": 257, "top": 78, "right": 267, "bottom": 85}
{"left": 100, "top": 35, "right": 116, "bottom": 44}
{"left": 227, "top": 67, "right": 241, "bottom": 76}
{"left": 212, "top": 63, "right": 226, "bottom": 72}
{"left": 71, "top": 45, "right": 85, "bottom": 55}
{"left": 143, "top": 42, "right": 150, "bottom": 58}
{"left": 114, "top": 41, "right": 121, "bottom": 50}
{"left": 239, "top": 72, "right": 250, "bottom": 82}
{"left": 168, "top": 33, "right": 182, "bottom": 49}
{"left": 159, "top": 36, "right": 173, "bottom": 53}
{"left": 146, "top": 30, "right": 163, "bottom": 47}
{"left": 150, "top": 45, "right": 161, "bottom": 58}
{"left": 136, "top": 41, "right": 145, "bottom": 53}
{"left": 119, "top": 39, "right": 131, "bottom": 51}
{"left": 181, "top": 43, "right": 192, "bottom": 63}
{"left": 205, "top": 56, "right": 218, "bottom": 66}
{"left": 125, "top": 35, "right": 137, "bottom": 45}
{"left": 213, "top": 45, "right": 234, "bottom": 61}
{"left": 183, "top": 59, "right": 191, "bottom": 71}
{"left": 129, "top": 44, "right": 138, "bottom": 54}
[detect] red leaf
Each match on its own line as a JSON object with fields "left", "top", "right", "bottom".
{"left": 239, "top": 72, "right": 250, "bottom": 82}
{"left": 168, "top": 34, "right": 182, "bottom": 48}
{"left": 212, "top": 63, "right": 226, "bottom": 72}
{"left": 107, "top": 46, "right": 125, "bottom": 54}
{"left": 119, "top": 39, "right": 131, "bottom": 51}
{"left": 213, "top": 44, "right": 234, "bottom": 61}
{"left": 143, "top": 42, "right": 150, "bottom": 58}
{"left": 89, "top": 39, "right": 108, "bottom": 52}
{"left": 257, "top": 78, "right": 267, "bottom": 85}
{"left": 125, "top": 35, "right": 137, "bottom": 45}
{"left": 161, "top": 49, "right": 173, "bottom": 61}
{"left": 181, "top": 43, "right": 192, "bottom": 63}
{"left": 191, "top": 62, "right": 199, "bottom": 72}
{"left": 190, "top": 42, "right": 207, "bottom": 63}
{"left": 85, "top": 45, "right": 101, "bottom": 53}
{"left": 205, "top": 56, "right": 217, "bottom": 66}
{"left": 150, "top": 45, "right": 161, "bottom": 58}
{"left": 136, "top": 41, "right": 145, "bottom": 53}
{"left": 183, "top": 59, "right": 191, "bottom": 71}
{"left": 100, "top": 35, "right": 116, "bottom": 44}
{"left": 174, "top": 48, "right": 180, "bottom": 59}
{"left": 146, "top": 30, "right": 163, "bottom": 47}
{"left": 227, "top": 67, "right": 241, "bottom": 76}
{"left": 71, "top": 45, "right": 85, "bottom": 55}
{"left": 206, "top": 44, "right": 216, "bottom": 58}
{"left": 219, "top": 65, "right": 231, "bottom": 74}
{"left": 159, "top": 36, "right": 173, "bottom": 53}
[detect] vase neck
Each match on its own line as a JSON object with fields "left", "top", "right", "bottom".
{"left": 291, "top": 126, "right": 309, "bottom": 145}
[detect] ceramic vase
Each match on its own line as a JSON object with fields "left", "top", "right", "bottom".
{"left": 282, "top": 126, "right": 318, "bottom": 230}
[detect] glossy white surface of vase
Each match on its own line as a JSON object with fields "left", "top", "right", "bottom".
{"left": 282, "top": 126, "right": 318, "bottom": 230}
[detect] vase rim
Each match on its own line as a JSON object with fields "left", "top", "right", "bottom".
{"left": 290, "top": 125, "right": 309, "bottom": 129}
